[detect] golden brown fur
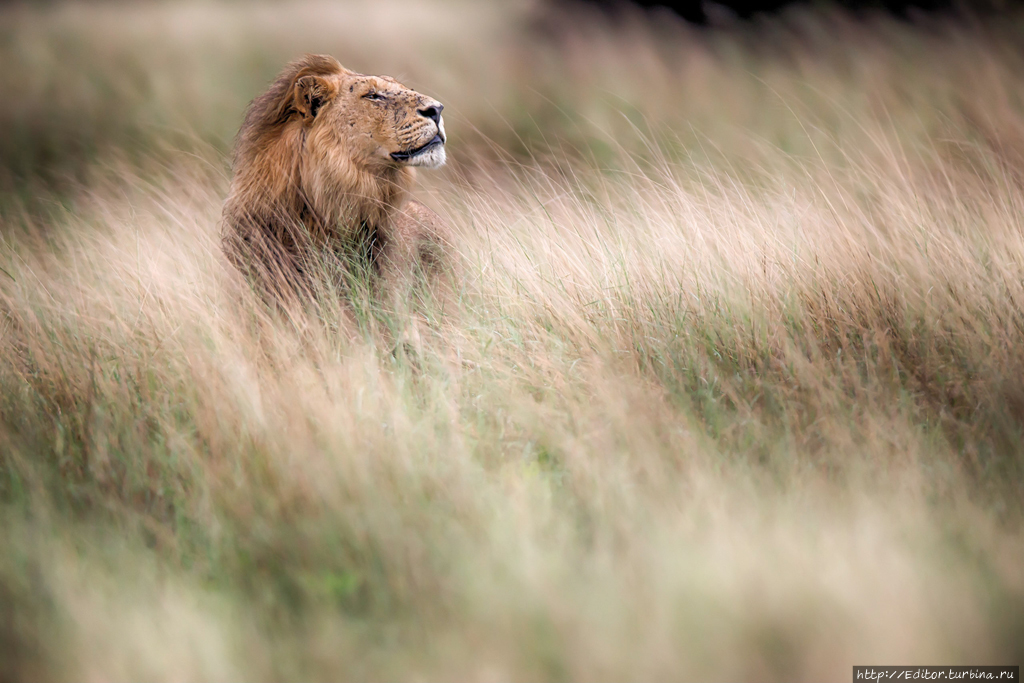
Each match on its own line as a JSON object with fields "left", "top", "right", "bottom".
{"left": 221, "top": 54, "right": 449, "bottom": 300}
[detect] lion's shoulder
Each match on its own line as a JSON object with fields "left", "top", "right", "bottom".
{"left": 386, "top": 199, "right": 450, "bottom": 269}
{"left": 400, "top": 200, "right": 445, "bottom": 229}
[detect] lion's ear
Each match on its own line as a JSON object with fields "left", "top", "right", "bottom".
{"left": 293, "top": 74, "right": 332, "bottom": 119}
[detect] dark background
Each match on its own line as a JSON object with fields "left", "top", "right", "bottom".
{"left": 575, "top": 0, "right": 1019, "bottom": 23}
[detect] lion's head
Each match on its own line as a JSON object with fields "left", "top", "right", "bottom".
{"left": 223, "top": 54, "right": 447, "bottom": 266}
{"left": 293, "top": 55, "right": 447, "bottom": 172}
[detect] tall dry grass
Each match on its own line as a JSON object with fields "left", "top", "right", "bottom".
{"left": 2, "top": 1, "right": 1024, "bottom": 681}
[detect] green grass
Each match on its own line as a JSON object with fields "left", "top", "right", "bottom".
{"left": 2, "top": 1, "right": 1024, "bottom": 681}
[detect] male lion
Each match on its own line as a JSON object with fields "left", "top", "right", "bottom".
{"left": 222, "top": 54, "right": 449, "bottom": 305}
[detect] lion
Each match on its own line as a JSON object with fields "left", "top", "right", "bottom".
{"left": 221, "top": 54, "right": 450, "bottom": 307}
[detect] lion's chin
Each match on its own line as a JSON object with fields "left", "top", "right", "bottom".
{"left": 391, "top": 135, "right": 446, "bottom": 169}
{"left": 404, "top": 144, "right": 446, "bottom": 169}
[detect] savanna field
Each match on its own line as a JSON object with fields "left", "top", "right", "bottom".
{"left": 2, "top": 1, "right": 1024, "bottom": 680}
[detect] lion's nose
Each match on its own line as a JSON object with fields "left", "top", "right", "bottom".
{"left": 418, "top": 102, "right": 443, "bottom": 125}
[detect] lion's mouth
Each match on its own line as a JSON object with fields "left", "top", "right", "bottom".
{"left": 391, "top": 134, "right": 445, "bottom": 162}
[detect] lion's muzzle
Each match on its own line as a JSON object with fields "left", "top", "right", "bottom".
{"left": 392, "top": 99, "right": 447, "bottom": 168}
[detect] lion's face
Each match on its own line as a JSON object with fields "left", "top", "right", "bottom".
{"left": 301, "top": 69, "right": 446, "bottom": 172}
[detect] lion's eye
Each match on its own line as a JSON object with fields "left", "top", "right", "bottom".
{"left": 363, "top": 92, "right": 385, "bottom": 101}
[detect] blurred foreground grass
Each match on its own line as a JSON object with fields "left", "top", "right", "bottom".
{"left": 2, "top": 1, "right": 1024, "bottom": 681}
